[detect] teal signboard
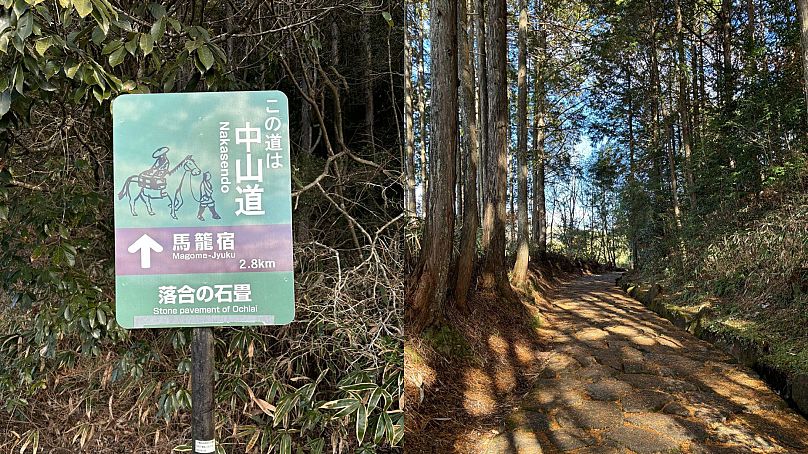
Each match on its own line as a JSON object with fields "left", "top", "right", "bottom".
{"left": 113, "top": 91, "right": 294, "bottom": 329}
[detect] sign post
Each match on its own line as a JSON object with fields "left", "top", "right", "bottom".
{"left": 191, "top": 327, "right": 215, "bottom": 453}
{"left": 112, "top": 91, "right": 295, "bottom": 453}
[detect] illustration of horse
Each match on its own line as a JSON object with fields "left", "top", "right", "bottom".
{"left": 117, "top": 154, "right": 202, "bottom": 219}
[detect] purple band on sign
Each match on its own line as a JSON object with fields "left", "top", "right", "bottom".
{"left": 115, "top": 224, "right": 293, "bottom": 275}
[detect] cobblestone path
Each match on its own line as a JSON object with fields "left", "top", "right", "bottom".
{"left": 484, "top": 273, "right": 808, "bottom": 453}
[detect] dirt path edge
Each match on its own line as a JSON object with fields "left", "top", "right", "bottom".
{"left": 617, "top": 273, "right": 808, "bottom": 418}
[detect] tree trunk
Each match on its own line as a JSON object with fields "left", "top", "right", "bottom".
{"left": 531, "top": 7, "right": 547, "bottom": 260}
{"left": 477, "top": 0, "right": 489, "bottom": 219}
{"left": 480, "top": 0, "right": 512, "bottom": 297}
{"left": 362, "top": 12, "right": 375, "bottom": 155}
{"left": 408, "top": 0, "right": 458, "bottom": 330}
{"left": 798, "top": 0, "right": 808, "bottom": 121}
{"left": 512, "top": 0, "right": 530, "bottom": 285}
{"left": 416, "top": 1, "right": 429, "bottom": 205}
{"left": 719, "top": 0, "right": 734, "bottom": 109}
{"left": 675, "top": 0, "right": 696, "bottom": 211}
{"left": 454, "top": 0, "right": 480, "bottom": 309}
{"left": 404, "top": 6, "right": 417, "bottom": 218}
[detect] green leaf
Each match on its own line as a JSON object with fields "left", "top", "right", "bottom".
{"left": 0, "top": 204, "right": 8, "bottom": 220}
{"left": 124, "top": 36, "right": 137, "bottom": 55}
{"left": 65, "top": 62, "right": 81, "bottom": 79}
{"left": 0, "top": 90, "right": 10, "bottom": 116}
{"left": 355, "top": 404, "right": 367, "bottom": 444}
{"left": 167, "top": 17, "right": 181, "bottom": 33}
{"left": 91, "top": 26, "right": 105, "bottom": 44}
{"left": 382, "top": 11, "right": 393, "bottom": 27}
{"left": 58, "top": 0, "right": 71, "bottom": 7}
{"left": 13, "top": 65, "right": 24, "bottom": 93}
{"left": 101, "top": 39, "right": 121, "bottom": 55}
{"left": 279, "top": 434, "right": 291, "bottom": 454}
{"left": 73, "top": 0, "right": 92, "bottom": 18}
{"left": 149, "top": 3, "right": 166, "bottom": 20}
{"left": 319, "top": 398, "right": 357, "bottom": 410}
{"left": 150, "top": 17, "right": 165, "bottom": 41}
{"left": 139, "top": 32, "right": 153, "bottom": 56}
{"left": 16, "top": 11, "right": 32, "bottom": 40}
{"left": 373, "top": 413, "right": 386, "bottom": 444}
{"left": 108, "top": 45, "right": 125, "bottom": 66}
{"left": 197, "top": 44, "right": 213, "bottom": 71}
{"left": 96, "top": 308, "right": 106, "bottom": 326}
{"left": 35, "top": 37, "right": 52, "bottom": 56}
{"left": 340, "top": 383, "right": 377, "bottom": 392}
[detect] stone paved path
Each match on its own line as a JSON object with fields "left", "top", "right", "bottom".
{"left": 484, "top": 273, "right": 808, "bottom": 453}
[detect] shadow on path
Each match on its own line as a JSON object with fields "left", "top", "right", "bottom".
{"left": 482, "top": 273, "right": 808, "bottom": 453}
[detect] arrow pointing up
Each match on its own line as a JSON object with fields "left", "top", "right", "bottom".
{"left": 127, "top": 234, "right": 163, "bottom": 269}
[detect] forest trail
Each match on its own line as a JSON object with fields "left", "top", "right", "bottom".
{"left": 483, "top": 273, "right": 808, "bottom": 453}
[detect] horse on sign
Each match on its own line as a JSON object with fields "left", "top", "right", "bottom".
{"left": 117, "top": 153, "right": 202, "bottom": 219}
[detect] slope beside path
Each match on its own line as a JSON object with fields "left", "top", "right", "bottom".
{"left": 484, "top": 273, "right": 808, "bottom": 453}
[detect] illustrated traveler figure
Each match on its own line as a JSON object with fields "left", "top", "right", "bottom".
{"left": 146, "top": 146, "right": 171, "bottom": 177}
{"left": 197, "top": 171, "right": 221, "bottom": 221}
{"left": 137, "top": 146, "right": 173, "bottom": 198}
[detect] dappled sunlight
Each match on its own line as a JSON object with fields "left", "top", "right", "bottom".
{"left": 514, "top": 340, "right": 536, "bottom": 365}
{"left": 487, "top": 333, "right": 509, "bottom": 356}
{"left": 493, "top": 272, "right": 808, "bottom": 452}
{"left": 463, "top": 369, "right": 498, "bottom": 417}
{"left": 494, "top": 365, "right": 517, "bottom": 393}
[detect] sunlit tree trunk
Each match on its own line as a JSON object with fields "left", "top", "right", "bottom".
{"left": 480, "top": 0, "right": 512, "bottom": 296}
{"left": 404, "top": 6, "right": 417, "bottom": 218}
{"left": 454, "top": 0, "right": 480, "bottom": 309}
{"left": 477, "top": 0, "right": 489, "bottom": 218}
{"left": 531, "top": 7, "right": 547, "bottom": 260}
{"left": 416, "top": 1, "right": 429, "bottom": 205}
{"left": 408, "top": 0, "right": 458, "bottom": 330}
{"left": 512, "top": 0, "right": 530, "bottom": 285}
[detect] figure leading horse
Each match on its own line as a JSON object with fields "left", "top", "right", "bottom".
{"left": 117, "top": 154, "right": 201, "bottom": 219}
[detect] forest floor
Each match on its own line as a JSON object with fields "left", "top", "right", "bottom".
{"left": 482, "top": 273, "right": 808, "bottom": 453}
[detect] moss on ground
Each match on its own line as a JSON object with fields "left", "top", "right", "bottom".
{"left": 624, "top": 275, "right": 808, "bottom": 377}
{"left": 423, "top": 325, "right": 473, "bottom": 361}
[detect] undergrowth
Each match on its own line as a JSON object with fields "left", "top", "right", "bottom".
{"left": 628, "top": 172, "right": 808, "bottom": 376}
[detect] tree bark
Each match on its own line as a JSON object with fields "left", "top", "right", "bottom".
{"left": 476, "top": 0, "right": 489, "bottom": 219}
{"left": 675, "top": 0, "right": 695, "bottom": 211}
{"left": 719, "top": 0, "right": 734, "bottom": 109}
{"left": 512, "top": 0, "right": 530, "bottom": 285}
{"left": 408, "top": 0, "right": 458, "bottom": 329}
{"left": 480, "top": 0, "right": 513, "bottom": 297}
{"left": 798, "top": 0, "right": 808, "bottom": 121}
{"left": 416, "top": 1, "right": 429, "bottom": 206}
{"left": 531, "top": 6, "right": 547, "bottom": 260}
{"left": 362, "top": 12, "right": 375, "bottom": 155}
{"left": 404, "top": 5, "right": 418, "bottom": 218}
{"left": 454, "top": 0, "right": 480, "bottom": 309}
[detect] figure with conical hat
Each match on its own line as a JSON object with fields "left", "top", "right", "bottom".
{"left": 146, "top": 146, "right": 171, "bottom": 177}
{"left": 197, "top": 171, "right": 221, "bottom": 221}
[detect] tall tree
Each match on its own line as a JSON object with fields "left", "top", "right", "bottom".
{"left": 477, "top": 0, "right": 490, "bottom": 212}
{"left": 405, "top": 5, "right": 418, "bottom": 218}
{"left": 512, "top": 0, "right": 531, "bottom": 285}
{"left": 480, "top": 0, "right": 512, "bottom": 296}
{"left": 531, "top": 4, "right": 548, "bottom": 259}
{"left": 799, "top": 0, "right": 808, "bottom": 119}
{"left": 408, "top": 0, "right": 458, "bottom": 328}
{"left": 675, "top": 0, "right": 696, "bottom": 210}
{"left": 416, "top": 1, "right": 429, "bottom": 204}
{"left": 454, "top": 0, "right": 481, "bottom": 309}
